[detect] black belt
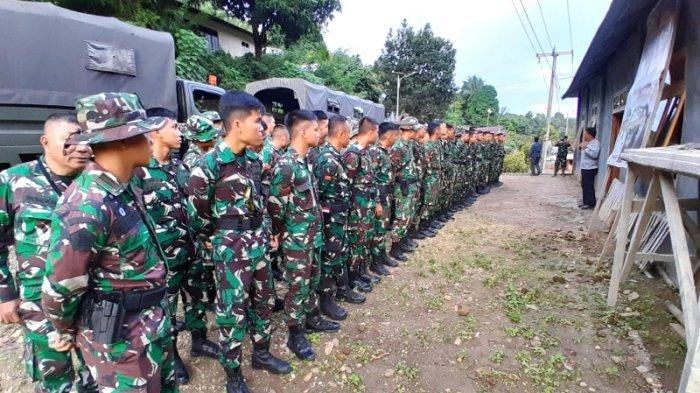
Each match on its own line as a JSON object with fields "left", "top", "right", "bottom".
{"left": 323, "top": 202, "right": 349, "bottom": 213}
{"left": 93, "top": 286, "right": 167, "bottom": 312}
{"left": 219, "top": 214, "right": 264, "bottom": 231}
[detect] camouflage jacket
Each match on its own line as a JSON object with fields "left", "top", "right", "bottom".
{"left": 343, "top": 143, "right": 379, "bottom": 210}
{"left": 187, "top": 141, "right": 270, "bottom": 261}
{"left": 261, "top": 138, "right": 282, "bottom": 199}
{"left": 268, "top": 147, "right": 323, "bottom": 251}
{"left": 313, "top": 143, "right": 351, "bottom": 217}
{"left": 412, "top": 140, "right": 426, "bottom": 180}
{"left": 42, "top": 162, "right": 169, "bottom": 350}
{"left": 0, "top": 156, "right": 74, "bottom": 303}
{"left": 183, "top": 143, "right": 207, "bottom": 169}
{"left": 131, "top": 157, "right": 194, "bottom": 271}
{"left": 368, "top": 143, "right": 394, "bottom": 206}
{"left": 390, "top": 138, "right": 419, "bottom": 183}
{"left": 424, "top": 140, "right": 442, "bottom": 173}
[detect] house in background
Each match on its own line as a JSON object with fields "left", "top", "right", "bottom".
{"left": 188, "top": 6, "right": 256, "bottom": 57}
{"left": 563, "top": 0, "right": 699, "bottom": 201}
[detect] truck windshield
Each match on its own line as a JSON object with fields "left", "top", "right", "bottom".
{"left": 193, "top": 89, "right": 221, "bottom": 113}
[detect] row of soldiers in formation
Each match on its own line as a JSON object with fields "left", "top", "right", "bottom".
{"left": 0, "top": 90, "right": 506, "bottom": 393}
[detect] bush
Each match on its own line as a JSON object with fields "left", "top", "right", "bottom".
{"left": 503, "top": 150, "right": 528, "bottom": 173}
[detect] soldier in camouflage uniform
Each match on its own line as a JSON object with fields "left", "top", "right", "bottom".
{"left": 181, "top": 116, "right": 219, "bottom": 314}
{"left": 313, "top": 115, "right": 365, "bottom": 320}
{"left": 41, "top": 92, "right": 176, "bottom": 392}
{"left": 268, "top": 110, "right": 339, "bottom": 362}
{"left": 368, "top": 122, "right": 401, "bottom": 272}
{"left": 0, "top": 113, "right": 97, "bottom": 393}
{"left": 389, "top": 117, "right": 421, "bottom": 261}
{"left": 307, "top": 110, "right": 329, "bottom": 166}
{"left": 343, "top": 117, "right": 382, "bottom": 290}
{"left": 131, "top": 108, "right": 219, "bottom": 385}
{"left": 416, "top": 122, "right": 443, "bottom": 237}
{"left": 261, "top": 125, "right": 290, "bottom": 283}
{"left": 202, "top": 111, "right": 223, "bottom": 131}
{"left": 409, "top": 124, "right": 429, "bottom": 241}
{"left": 188, "top": 92, "right": 292, "bottom": 393}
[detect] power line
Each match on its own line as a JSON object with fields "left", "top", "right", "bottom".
{"left": 518, "top": 0, "right": 551, "bottom": 68}
{"left": 536, "top": 0, "right": 553, "bottom": 50}
{"left": 510, "top": 0, "right": 551, "bottom": 91}
{"left": 566, "top": 0, "right": 575, "bottom": 75}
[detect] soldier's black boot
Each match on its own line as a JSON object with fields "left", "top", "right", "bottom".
{"left": 251, "top": 341, "right": 292, "bottom": 375}
{"left": 360, "top": 263, "right": 382, "bottom": 285}
{"left": 399, "top": 238, "right": 416, "bottom": 253}
{"left": 419, "top": 224, "right": 436, "bottom": 238}
{"left": 410, "top": 229, "right": 426, "bottom": 240}
{"left": 350, "top": 271, "right": 372, "bottom": 293}
{"left": 381, "top": 249, "right": 399, "bottom": 267}
{"left": 405, "top": 236, "right": 419, "bottom": 248}
{"left": 172, "top": 336, "right": 190, "bottom": 385}
{"left": 190, "top": 330, "right": 220, "bottom": 359}
{"left": 370, "top": 256, "right": 390, "bottom": 276}
{"left": 225, "top": 367, "right": 250, "bottom": 393}
{"left": 390, "top": 243, "right": 408, "bottom": 262}
{"left": 307, "top": 309, "right": 341, "bottom": 332}
{"left": 320, "top": 292, "right": 348, "bottom": 320}
{"left": 287, "top": 325, "right": 316, "bottom": 360}
{"left": 337, "top": 269, "right": 367, "bottom": 303}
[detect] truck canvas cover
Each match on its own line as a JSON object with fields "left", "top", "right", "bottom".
{"left": 246, "top": 78, "right": 386, "bottom": 120}
{"left": 0, "top": 0, "right": 177, "bottom": 112}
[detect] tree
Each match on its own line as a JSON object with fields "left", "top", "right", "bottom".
{"left": 215, "top": 0, "right": 341, "bottom": 58}
{"left": 464, "top": 85, "right": 499, "bottom": 126}
{"left": 375, "top": 20, "right": 456, "bottom": 120}
{"left": 460, "top": 75, "right": 485, "bottom": 105}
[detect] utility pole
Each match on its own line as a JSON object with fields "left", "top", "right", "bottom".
{"left": 393, "top": 70, "right": 419, "bottom": 120}
{"left": 537, "top": 47, "right": 572, "bottom": 174}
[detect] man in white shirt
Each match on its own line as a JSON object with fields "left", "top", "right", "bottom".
{"left": 579, "top": 127, "right": 600, "bottom": 209}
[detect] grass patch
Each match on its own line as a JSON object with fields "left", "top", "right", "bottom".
{"left": 489, "top": 349, "right": 506, "bottom": 364}
{"left": 395, "top": 361, "right": 420, "bottom": 381}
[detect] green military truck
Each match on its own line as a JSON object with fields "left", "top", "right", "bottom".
{"left": 0, "top": 0, "right": 225, "bottom": 170}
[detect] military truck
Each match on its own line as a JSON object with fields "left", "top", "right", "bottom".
{"left": 0, "top": 0, "right": 225, "bottom": 169}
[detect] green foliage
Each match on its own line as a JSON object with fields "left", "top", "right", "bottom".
{"left": 375, "top": 19, "right": 456, "bottom": 120}
{"left": 503, "top": 151, "right": 528, "bottom": 173}
{"left": 174, "top": 29, "right": 210, "bottom": 83}
{"left": 464, "top": 85, "right": 499, "bottom": 126}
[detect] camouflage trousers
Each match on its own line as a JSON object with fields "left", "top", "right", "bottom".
{"left": 80, "top": 335, "right": 176, "bottom": 393}
{"left": 20, "top": 300, "right": 97, "bottom": 393}
{"left": 179, "top": 261, "right": 215, "bottom": 333}
{"left": 320, "top": 214, "right": 348, "bottom": 294}
{"left": 212, "top": 250, "right": 273, "bottom": 371}
{"left": 370, "top": 198, "right": 392, "bottom": 258}
{"left": 442, "top": 167, "right": 456, "bottom": 209}
{"left": 348, "top": 206, "right": 376, "bottom": 273}
{"left": 282, "top": 247, "right": 321, "bottom": 327}
{"left": 390, "top": 183, "right": 420, "bottom": 242}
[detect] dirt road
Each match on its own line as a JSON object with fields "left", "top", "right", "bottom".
{"left": 0, "top": 174, "right": 685, "bottom": 392}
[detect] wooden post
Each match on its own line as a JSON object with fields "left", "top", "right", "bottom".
{"left": 659, "top": 173, "right": 698, "bottom": 342}
{"left": 608, "top": 166, "right": 638, "bottom": 306}
{"left": 620, "top": 175, "right": 661, "bottom": 281}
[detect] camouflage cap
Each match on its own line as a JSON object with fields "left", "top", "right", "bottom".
{"left": 348, "top": 118, "right": 360, "bottom": 138}
{"left": 184, "top": 115, "right": 218, "bottom": 142}
{"left": 399, "top": 116, "right": 421, "bottom": 131}
{"left": 68, "top": 92, "right": 166, "bottom": 145}
{"left": 201, "top": 111, "right": 221, "bottom": 122}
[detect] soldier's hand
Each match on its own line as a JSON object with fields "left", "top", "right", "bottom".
{"left": 49, "top": 336, "right": 74, "bottom": 352}
{"left": 270, "top": 235, "right": 279, "bottom": 251}
{"left": 0, "top": 299, "right": 20, "bottom": 324}
{"left": 375, "top": 204, "right": 384, "bottom": 217}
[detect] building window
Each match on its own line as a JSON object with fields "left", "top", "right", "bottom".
{"left": 241, "top": 41, "right": 250, "bottom": 48}
{"left": 199, "top": 27, "right": 220, "bottom": 52}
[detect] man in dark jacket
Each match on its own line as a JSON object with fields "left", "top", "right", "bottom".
{"left": 529, "top": 137, "right": 542, "bottom": 176}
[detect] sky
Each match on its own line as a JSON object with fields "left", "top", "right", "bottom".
{"left": 323, "top": 0, "right": 612, "bottom": 117}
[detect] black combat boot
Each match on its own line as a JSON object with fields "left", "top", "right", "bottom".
{"left": 251, "top": 341, "right": 292, "bottom": 374}
{"left": 172, "top": 336, "right": 190, "bottom": 385}
{"left": 370, "top": 256, "right": 390, "bottom": 276}
{"left": 306, "top": 309, "right": 341, "bottom": 332}
{"left": 190, "top": 330, "right": 220, "bottom": 359}
{"left": 399, "top": 238, "right": 416, "bottom": 253}
{"left": 381, "top": 249, "right": 399, "bottom": 267}
{"left": 287, "top": 325, "right": 316, "bottom": 360}
{"left": 320, "top": 291, "right": 348, "bottom": 320}
{"left": 225, "top": 367, "right": 250, "bottom": 393}
{"left": 410, "top": 229, "right": 426, "bottom": 240}
{"left": 337, "top": 270, "right": 367, "bottom": 303}
{"left": 405, "top": 236, "right": 419, "bottom": 248}
{"left": 361, "top": 262, "right": 382, "bottom": 284}
{"left": 350, "top": 271, "right": 372, "bottom": 293}
{"left": 389, "top": 243, "right": 408, "bottom": 262}
{"left": 418, "top": 224, "right": 436, "bottom": 238}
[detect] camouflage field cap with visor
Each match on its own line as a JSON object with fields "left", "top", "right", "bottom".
{"left": 184, "top": 115, "right": 219, "bottom": 142}
{"left": 201, "top": 110, "right": 222, "bottom": 122}
{"left": 348, "top": 118, "right": 360, "bottom": 138}
{"left": 67, "top": 92, "right": 166, "bottom": 145}
{"left": 399, "top": 116, "right": 421, "bottom": 131}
